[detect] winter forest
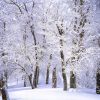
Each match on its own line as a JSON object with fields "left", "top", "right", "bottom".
{"left": 0, "top": 0, "right": 100, "bottom": 100}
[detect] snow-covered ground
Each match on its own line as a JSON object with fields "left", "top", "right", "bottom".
{"left": 8, "top": 87, "right": 100, "bottom": 100}
{"left": 0, "top": 96, "right": 1, "bottom": 100}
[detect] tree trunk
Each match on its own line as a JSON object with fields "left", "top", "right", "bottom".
{"left": 46, "top": 66, "right": 49, "bottom": 84}
{"left": 61, "top": 50, "right": 67, "bottom": 90}
{"left": 1, "top": 88, "right": 7, "bottom": 100}
{"left": 33, "top": 66, "right": 39, "bottom": 88}
{"left": 30, "top": 25, "right": 39, "bottom": 88}
{"left": 52, "top": 67, "right": 57, "bottom": 88}
{"left": 46, "top": 54, "right": 52, "bottom": 84}
{"left": 28, "top": 74, "right": 34, "bottom": 89}
{"left": 70, "top": 71, "right": 76, "bottom": 88}
{"left": 56, "top": 24, "right": 67, "bottom": 91}
{"left": 0, "top": 80, "right": 4, "bottom": 89}
{"left": 24, "top": 78, "right": 27, "bottom": 87}
{"left": 96, "top": 68, "right": 100, "bottom": 94}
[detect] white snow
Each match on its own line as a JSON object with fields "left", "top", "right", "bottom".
{"left": 8, "top": 87, "right": 100, "bottom": 100}
{"left": 0, "top": 96, "right": 1, "bottom": 100}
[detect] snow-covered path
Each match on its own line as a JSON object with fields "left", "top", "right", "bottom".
{"left": 8, "top": 88, "right": 100, "bottom": 100}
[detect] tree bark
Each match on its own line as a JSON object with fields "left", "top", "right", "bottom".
{"left": 28, "top": 74, "right": 34, "bottom": 89}
{"left": 24, "top": 78, "right": 27, "bottom": 87}
{"left": 1, "top": 88, "right": 7, "bottom": 100}
{"left": 46, "top": 66, "right": 49, "bottom": 84}
{"left": 46, "top": 54, "right": 52, "bottom": 84}
{"left": 33, "top": 66, "right": 39, "bottom": 88}
{"left": 96, "top": 68, "right": 100, "bottom": 94}
{"left": 56, "top": 24, "right": 67, "bottom": 90}
{"left": 52, "top": 67, "right": 57, "bottom": 88}
{"left": 30, "top": 25, "right": 39, "bottom": 88}
{"left": 61, "top": 50, "right": 67, "bottom": 90}
{"left": 70, "top": 71, "right": 76, "bottom": 88}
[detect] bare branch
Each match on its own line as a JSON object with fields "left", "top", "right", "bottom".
{"left": 32, "top": 0, "right": 35, "bottom": 9}
{"left": 4, "top": 0, "right": 23, "bottom": 14}
{"left": 23, "top": 2, "right": 28, "bottom": 13}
